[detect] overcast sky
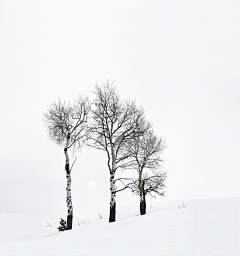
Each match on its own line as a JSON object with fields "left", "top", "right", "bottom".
{"left": 0, "top": 0, "right": 240, "bottom": 215}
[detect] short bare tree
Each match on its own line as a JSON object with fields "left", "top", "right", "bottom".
{"left": 90, "top": 82, "right": 148, "bottom": 222}
{"left": 122, "top": 129, "right": 166, "bottom": 215}
{"left": 43, "top": 96, "right": 90, "bottom": 230}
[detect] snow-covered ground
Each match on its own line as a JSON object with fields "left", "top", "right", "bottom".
{"left": 1, "top": 198, "right": 240, "bottom": 256}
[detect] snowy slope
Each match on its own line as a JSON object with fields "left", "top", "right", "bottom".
{"left": 1, "top": 198, "right": 240, "bottom": 256}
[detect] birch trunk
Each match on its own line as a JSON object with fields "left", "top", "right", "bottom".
{"left": 109, "top": 148, "right": 116, "bottom": 222}
{"left": 64, "top": 133, "right": 73, "bottom": 229}
{"left": 109, "top": 171, "right": 116, "bottom": 222}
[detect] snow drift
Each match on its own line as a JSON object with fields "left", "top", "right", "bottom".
{"left": 0, "top": 198, "right": 239, "bottom": 256}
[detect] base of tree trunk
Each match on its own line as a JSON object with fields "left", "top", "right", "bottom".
{"left": 67, "top": 214, "right": 73, "bottom": 229}
{"left": 140, "top": 201, "right": 146, "bottom": 215}
{"left": 109, "top": 203, "right": 116, "bottom": 222}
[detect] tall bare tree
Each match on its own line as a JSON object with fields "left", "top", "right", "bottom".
{"left": 90, "top": 82, "right": 148, "bottom": 222}
{"left": 43, "top": 96, "right": 90, "bottom": 230}
{"left": 122, "top": 129, "right": 166, "bottom": 215}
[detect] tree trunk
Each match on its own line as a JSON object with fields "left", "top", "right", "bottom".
{"left": 67, "top": 215, "right": 73, "bottom": 229}
{"left": 109, "top": 202, "right": 116, "bottom": 223}
{"left": 140, "top": 180, "right": 146, "bottom": 215}
{"left": 109, "top": 147, "right": 117, "bottom": 223}
{"left": 65, "top": 133, "right": 73, "bottom": 230}
{"left": 140, "top": 194, "right": 146, "bottom": 215}
{"left": 109, "top": 171, "right": 116, "bottom": 222}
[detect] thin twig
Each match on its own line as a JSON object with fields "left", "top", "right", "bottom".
{"left": 70, "top": 156, "right": 78, "bottom": 172}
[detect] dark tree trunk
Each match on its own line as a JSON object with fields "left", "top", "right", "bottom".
{"left": 140, "top": 199, "right": 146, "bottom": 215}
{"left": 109, "top": 203, "right": 116, "bottom": 222}
{"left": 140, "top": 181, "right": 146, "bottom": 215}
{"left": 67, "top": 215, "right": 73, "bottom": 230}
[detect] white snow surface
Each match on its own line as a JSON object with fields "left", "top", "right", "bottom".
{"left": 1, "top": 198, "right": 240, "bottom": 256}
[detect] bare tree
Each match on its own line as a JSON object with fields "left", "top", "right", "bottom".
{"left": 122, "top": 129, "right": 166, "bottom": 215}
{"left": 43, "top": 96, "right": 90, "bottom": 230}
{"left": 90, "top": 81, "right": 148, "bottom": 222}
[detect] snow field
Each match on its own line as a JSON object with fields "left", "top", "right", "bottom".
{"left": 0, "top": 198, "right": 239, "bottom": 256}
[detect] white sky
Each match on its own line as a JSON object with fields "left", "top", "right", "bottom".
{"left": 0, "top": 0, "right": 240, "bottom": 215}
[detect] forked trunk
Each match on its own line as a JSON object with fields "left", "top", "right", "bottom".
{"left": 109, "top": 171, "right": 116, "bottom": 222}
{"left": 64, "top": 133, "right": 73, "bottom": 230}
